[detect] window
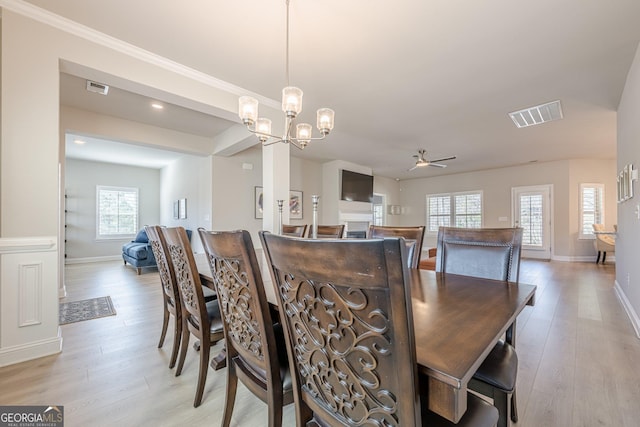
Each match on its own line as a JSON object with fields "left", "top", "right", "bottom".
{"left": 426, "top": 191, "right": 483, "bottom": 233}
{"left": 372, "top": 193, "right": 385, "bottom": 226}
{"left": 580, "top": 183, "right": 604, "bottom": 239}
{"left": 96, "top": 186, "right": 139, "bottom": 239}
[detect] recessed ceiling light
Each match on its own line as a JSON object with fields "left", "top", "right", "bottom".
{"left": 74, "top": 139, "right": 86, "bottom": 145}
{"left": 509, "top": 100, "right": 563, "bottom": 128}
{"left": 151, "top": 103, "right": 164, "bottom": 110}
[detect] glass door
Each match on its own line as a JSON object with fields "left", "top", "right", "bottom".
{"left": 512, "top": 185, "right": 552, "bottom": 259}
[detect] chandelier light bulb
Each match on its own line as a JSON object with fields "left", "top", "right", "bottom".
{"left": 317, "top": 108, "right": 335, "bottom": 134}
{"left": 239, "top": 96, "right": 258, "bottom": 125}
{"left": 256, "top": 118, "right": 272, "bottom": 142}
{"left": 282, "top": 87, "right": 303, "bottom": 117}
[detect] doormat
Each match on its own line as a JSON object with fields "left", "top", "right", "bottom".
{"left": 59, "top": 296, "right": 116, "bottom": 325}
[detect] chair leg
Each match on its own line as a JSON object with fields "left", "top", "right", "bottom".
{"left": 175, "top": 327, "right": 190, "bottom": 376}
{"left": 193, "top": 341, "right": 211, "bottom": 407}
{"left": 494, "top": 390, "right": 511, "bottom": 427}
{"left": 602, "top": 252, "right": 607, "bottom": 264}
{"left": 595, "top": 251, "right": 601, "bottom": 264}
{"left": 222, "top": 360, "right": 238, "bottom": 427}
{"left": 169, "top": 312, "right": 182, "bottom": 369}
{"left": 158, "top": 301, "right": 169, "bottom": 348}
{"left": 511, "top": 388, "right": 518, "bottom": 422}
{"left": 267, "top": 384, "right": 284, "bottom": 427}
{"left": 136, "top": 267, "right": 141, "bottom": 275}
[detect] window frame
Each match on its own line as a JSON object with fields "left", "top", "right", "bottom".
{"left": 425, "top": 190, "right": 484, "bottom": 235}
{"left": 579, "top": 183, "right": 604, "bottom": 240}
{"left": 96, "top": 185, "right": 139, "bottom": 240}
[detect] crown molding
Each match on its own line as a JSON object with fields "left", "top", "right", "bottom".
{"left": 0, "top": 0, "right": 279, "bottom": 109}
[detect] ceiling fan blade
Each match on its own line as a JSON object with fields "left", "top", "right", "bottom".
{"left": 407, "top": 165, "right": 418, "bottom": 171}
{"left": 429, "top": 156, "right": 457, "bottom": 163}
{"left": 428, "top": 163, "right": 447, "bottom": 168}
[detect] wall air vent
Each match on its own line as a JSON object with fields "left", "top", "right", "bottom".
{"left": 509, "top": 100, "right": 563, "bottom": 128}
{"left": 86, "top": 80, "right": 109, "bottom": 95}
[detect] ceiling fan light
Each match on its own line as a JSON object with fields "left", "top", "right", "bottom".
{"left": 239, "top": 96, "right": 258, "bottom": 125}
{"left": 317, "top": 108, "right": 335, "bottom": 134}
{"left": 282, "top": 87, "right": 303, "bottom": 117}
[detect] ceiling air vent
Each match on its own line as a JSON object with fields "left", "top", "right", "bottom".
{"left": 509, "top": 100, "right": 563, "bottom": 128}
{"left": 86, "top": 80, "right": 109, "bottom": 95}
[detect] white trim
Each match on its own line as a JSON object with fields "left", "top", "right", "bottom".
{"left": 614, "top": 280, "right": 640, "bottom": 339}
{"left": 65, "top": 255, "right": 122, "bottom": 264}
{"left": 0, "top": 328, "right": 63, "bottom": 367}
{"left": 0, "top": 0, "right": 279, "bottom": 109}
{"left": 0, "top": 237, "right": 57, "bottom": 253}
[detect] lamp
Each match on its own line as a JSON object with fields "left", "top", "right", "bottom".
{"left": 238, "top": 0, "right": 335, "bottom": 150}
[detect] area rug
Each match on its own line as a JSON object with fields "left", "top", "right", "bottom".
{"left": 59, "top": 296, "right": 116, "bottom": 325}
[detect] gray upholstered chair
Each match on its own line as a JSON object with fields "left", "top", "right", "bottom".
{"left": 260, "top": 232, "right": 498, "bottom": 427}
{"left": 435, "top": 226, "right": 523, "bottom": 427}
{"left": 368, "top": 225, "right": 426, "bottom": 269}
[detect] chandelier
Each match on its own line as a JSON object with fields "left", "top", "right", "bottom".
{"left": 238, "top": 0, "right": 335, "bottom": 150}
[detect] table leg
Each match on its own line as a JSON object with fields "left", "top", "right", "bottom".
{"left": 210, "top": 346, "right": 227, "bottom": 370}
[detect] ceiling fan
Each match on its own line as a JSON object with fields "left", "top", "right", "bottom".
{"left": 408, "top": 149, "right": 457, "bottom": 171}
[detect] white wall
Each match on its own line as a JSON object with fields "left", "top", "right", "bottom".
{"left": 398, "top": 159, "right": 616, "bottom": 258}
{"left": 616, "top": 42, "right": 640, "bottom": 337}
{"left": 374, "top": 176, "right": 402, "bottom": 226}
{"left": 160, "top": 155, "right": 212, "bottom": 253}
{"left": 212, "top": 147, "right": 323, "bottom": 246}
{"left": 65, "top": 159, "right": 160, "bottom": 260}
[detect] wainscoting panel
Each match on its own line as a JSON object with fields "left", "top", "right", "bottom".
{"left": 18, "top": 262, "right": 43, "bottom": 327}
{"left": 0, "top": 237, "right": 62, "bottom": 366}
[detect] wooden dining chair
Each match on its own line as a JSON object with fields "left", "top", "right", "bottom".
{"left": 368, "top": 225, "right": 426, "bottom": 268}
{"left": 435, "top": 226, "right": 523, "bottom": 427}
{"left": 161, "top": 226, "right": 224, "bottom": 407}
{"left": 260, "top": 232, "right": 498, "bottom": 427}
{"left": 145, "top": 225, "right": 217, "bottom": 369}
{"left": 281, "top": 224, "right": 307, "bottom": 237}
{"left": 307, "top": 224, "right": 344, "bottom": 238}
{"left": 198, "top": 229, "right": 293, "bottom": 427}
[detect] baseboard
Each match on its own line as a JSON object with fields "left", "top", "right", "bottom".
{"left": 65, "top": 255, "right": 121, "bottom": 264}
{"left": 0, "top": 328, "right": 63, "bottom": 367}
{"left": 614, "top": 280, "right": 640, "bottom": 339}
{"left": 551, "top": 255, "right": 614, "bottom": 263}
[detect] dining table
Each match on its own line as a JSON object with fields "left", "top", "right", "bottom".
{"left": 196, "top": 252, "right": 536, "bottom": 423}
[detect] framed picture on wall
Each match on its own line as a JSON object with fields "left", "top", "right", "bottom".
{"left": 173, "top": 200, "right": 179, "bottom": 219}
{"left": 255, "top": 186, "right": 263, "bottom": 219}
{"left": 290, "top": 190, "right": 303, "bottom": 219}
{"left": 179, "top": 198, "right": 187, "bottom": 219}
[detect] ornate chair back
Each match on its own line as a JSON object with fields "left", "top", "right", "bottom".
{"left": 309, "top": 224, "right": 345, "bottom": 238}
{"left": 368, "top": 225, "right": 426, "bottom": 269}
{"left": 260, "top": 232, "right": 420, "bottom": 426}
{"left": 145, "top": 225, "right": 182, "bottom": 367}
{"left": 282, "top": 224, "right": 307, "bottom": 237}
{"left": 162, "top": 226, "right": 224, "bottom": 407}
{"left": 198, "top": 229, "right": 292, "bottom": 426}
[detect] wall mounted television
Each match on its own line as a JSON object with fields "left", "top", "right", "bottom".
{"left": 340, "top": 169, "right": 374, "bottom": 203}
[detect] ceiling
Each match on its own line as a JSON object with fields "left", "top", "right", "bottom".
{"left": 31, "top": 0, "right": 640, "bottom": 179}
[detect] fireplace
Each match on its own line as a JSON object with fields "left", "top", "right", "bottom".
{"left": 339, "top": 212, "right": 373, "bottom": 239}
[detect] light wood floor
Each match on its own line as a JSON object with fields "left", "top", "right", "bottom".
{"left": 1, "top": 259, "right": 638, "bottom": 426}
